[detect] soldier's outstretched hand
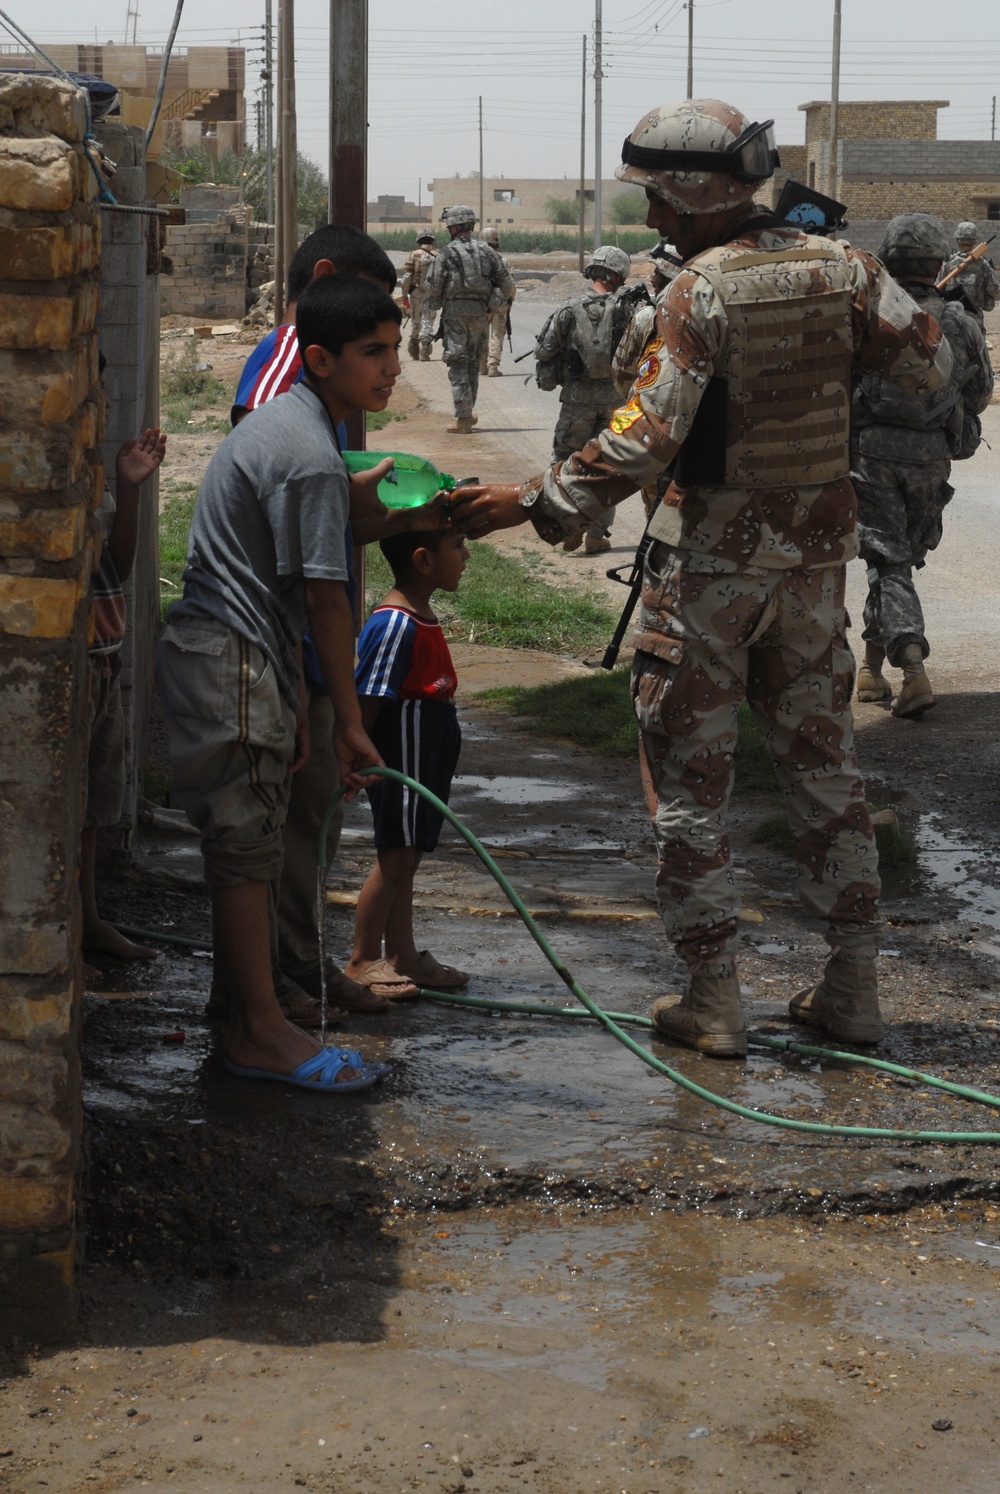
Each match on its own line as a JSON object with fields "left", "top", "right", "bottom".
{"left": 448, "top": 483, "right": 529, "bottom": 539}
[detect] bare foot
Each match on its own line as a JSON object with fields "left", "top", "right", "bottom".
{"left": 83, "top": 916, "right": 158, "bottom": 961}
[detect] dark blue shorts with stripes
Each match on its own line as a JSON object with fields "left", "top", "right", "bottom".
{"left": 367, "top": 699, "right": 462, "bottom": 852}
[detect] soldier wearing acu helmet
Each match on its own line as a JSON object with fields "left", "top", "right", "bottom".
{"left": 479, "top": 226, "right": 516, "bottom": 378}
{"left": 941, "top": 220, "right": 999, "bottom": 329}
{"left": 425, "top": 204, "right": 515, "bottom": 433}
{"left": 400, "top": 228, "right": 438, "bottom": 362}
{"left": 535, "top": 244, "right": 634, "bottom": 553}
{"left": 853, "top": 213, "right": 993, "bottom": 717}
{"left": 450, "top": 98, "right": 952, "bottom": 1058}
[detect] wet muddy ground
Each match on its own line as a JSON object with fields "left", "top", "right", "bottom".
{"left": 5, "top": 689, "right": 1000, "bottom": 1493}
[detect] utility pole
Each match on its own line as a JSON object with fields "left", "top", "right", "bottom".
{"left": 264, "top": 0, "right": 274, "bottom": 225}
{"left": 329, "top": 0, "right": 370, "bottom": 619}
{"left": 828, "top": 0, "right": 841, "bottom": 201}
{"left": 478, "top": 96, "right": 484, "bottom": 229}
{"left": 274, "top": 0, "right": 297, "bottom": 324}
{"left": 594, "top": 0, "right": 602, "bottom": 250}
{"left": 686, "top": 0, "right": 693, "bottom": 96}
{"left": 992, "top": 94, "right": 996, "bottom": 142}
{"left": 579, "top": 33, "right": 587, "bottom": 272}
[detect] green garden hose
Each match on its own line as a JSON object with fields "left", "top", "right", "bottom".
{"left": 316, "top": 766, "right": 1000, "bottom": 1145}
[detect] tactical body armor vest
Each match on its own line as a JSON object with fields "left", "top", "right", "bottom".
{"left": 675, "top": 236, "right": 855, "bottom": 489}
{"left": 853, "top": 287, "right": 967, "bottom": 461}
{"left": 536, "top": 289, "right": 627, "bottom": 399}
{"left": 437, "top": 238, "right": 501, "bottom": 307}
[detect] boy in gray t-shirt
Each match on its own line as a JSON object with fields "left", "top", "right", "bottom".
{"left": 156, "top": 277, "right": 408, "bottom": 1093}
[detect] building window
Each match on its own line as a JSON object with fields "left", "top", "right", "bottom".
{"left": 494, "top": 189, "right": 518, "bottom": 202}
{"left": 575, "top": 188, "right": 595, "bottom": 202}
{"left": 808, "top": 161, "right": 815, "bottom": 187}
{"left": 986, "top": 201, "right": 1000, "bottom": 221}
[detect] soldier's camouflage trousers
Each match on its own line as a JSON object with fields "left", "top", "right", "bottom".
{"left": 480, "top": 307, "right": 507, "bottom": 374}
{"left": 407, "top": 289, "right": 434, "bottom": 359}
{"left": 631, "top": 543, "right": 880, "bottom": 974}
{"left": 440, "top": 307, "right": 488, "bottom": 418}
{"left": 552, "top": 400, "right": 617, "bottom": 538}
{"left": 853, "top": 454, "right": 953, "bottom": 664}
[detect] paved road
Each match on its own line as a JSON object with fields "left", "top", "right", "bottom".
{"left": 402, "top": 296, "right": 1000, "bottom": 662}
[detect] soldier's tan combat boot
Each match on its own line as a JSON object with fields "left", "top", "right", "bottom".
{"left": 446, "top": 416, "right": 475, "bottom": 434}
{"left": 487, "top": 366, "right": 501, "bottom": 377}
{"left": 562, "top": 532, "right": 583, "bottom": 553}
{"left": 789, "top": 946, "right": 883, "bottom": 1044}
{"left": 891, "top": 644, "right": 935, "bottom": 718}
{"left": 418, "top": 343, "right": 431, "bottom": 361}
{"left": 651, "top": 974, "right": 747, "bottom": 1058}
{"left": 856, "top": 643, "right": 891, "bottom": 703}
{"left": 584, "top": 532, "right": 612, "bottom": 554}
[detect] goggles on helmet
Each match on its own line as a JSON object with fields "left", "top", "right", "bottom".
{"left": 621, "top": 118, "right": 778, "bottom": 185}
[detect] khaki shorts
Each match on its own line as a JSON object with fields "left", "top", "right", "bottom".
{"left": 85, "top": 651, "right": 126, "bottom": 830}
{"left": 155, "top": 616, "right": 297, "bottom": 887}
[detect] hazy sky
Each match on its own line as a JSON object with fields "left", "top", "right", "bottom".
{"left": 8, "top": 0, "right": 1000, "bottom": 198}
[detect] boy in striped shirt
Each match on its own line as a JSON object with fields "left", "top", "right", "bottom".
{"left": 346, "top": 527, "right": 471, "bottom": 998}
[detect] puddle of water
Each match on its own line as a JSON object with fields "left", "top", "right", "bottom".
{"left": 880, "top": 814, "right": 1000, "bottom": 930}
{"left": 452, "top": 775, "right": 578, "bottom": 805}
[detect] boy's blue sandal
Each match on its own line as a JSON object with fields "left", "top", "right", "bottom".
{"left": 223, "top": 1046, "right": 384, "bottom": 1092}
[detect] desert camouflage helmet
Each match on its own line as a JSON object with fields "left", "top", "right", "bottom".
{"left": 584, "top": 245, "right": 632, "bottom": 281}
{"left": 955, "top": 219, "right": 978, "bottom": 243}
{"left": 616, "top": 99, "right": 778, "bottom": 214}
{"left": 415, "top": 228, "right": 435, "bottom": 244}
{"left": 480, "top": 226, "right": 500, "bottom": 245}
{"left": 878, "top": 213, "right": 950, "bottom": 266}
{"left": 441, "top": 203, "right": 477, "bottom": 228}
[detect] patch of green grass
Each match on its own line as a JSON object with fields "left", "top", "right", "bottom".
{"left": 733, "top": 706, "right": 779, "bottom": 797}
{"left": 752, "top": 805, "right": 918, "bottom": 870}
{"left": 366, "top": 408, "right": 408, "bottom": 433}
{"left": 158, "top": 488, "right": 198, "bottom": 617}
{"left": 366, "top": 542, "right": 616, "bottom": 655}
{"left": 475, "top": 673, "right": 783, "bottom": 783}
{"left": 479, "top": 669, "right": 638, "bottom": 758}
{"left": 161, "top": 337, "right": 229, "bottom": 434}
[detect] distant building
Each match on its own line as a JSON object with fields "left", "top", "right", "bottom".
{"left": 427, "top": 177, "right": 642, "bottom": 232}
{"left": 0, "top": 43, "right": 245, "bottom": 159}
{"left": 366, "top": 193, "right": 432, "bottom": 225}
{"left": 768, "top": 100, "right": 1000, "bottom": 231}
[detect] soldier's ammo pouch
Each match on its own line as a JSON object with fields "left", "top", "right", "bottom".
{"left": 535, "top": 356, "right": 561, "bottom": 391}
{"left": 676, "top": 238, "right": 854, "bottom": 489}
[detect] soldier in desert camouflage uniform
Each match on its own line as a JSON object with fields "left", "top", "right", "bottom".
{"left": 612, "top": 242, "right": 682, "bottom": 518}
{"left": 853, "top": 214, "right": 993, "bottom": 717}
{"left": 451, "top": 98, "right": 951, "bottom": 1058}
{"left": 942, "top": 221, "right": 999, "bottom": 329}
{"left": 425, "top": 204, "right": 515, "bottom": 434}
{"left": 400, "top": 228, "right": 437, "bottom": 361}
{"left": 535, "top": 245, "right": 633, "bottom": 553}
{"left": 479, "top": 226, "right": 516, "bottom": 377}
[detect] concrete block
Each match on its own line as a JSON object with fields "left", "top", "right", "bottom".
{"left": 0, "top": 1106, "right": 70, "bottom": 1163}
{"left": 0, "top": 502, "right": 86, "bottom": 561}
{"left": 0, "top": 282, "right": 99, "bottom": 350}
{"left": 0, "top": 137, "right": 77, "bottom": 213}
{"left": 0, "top": 220, "right": 99, "bottom": 282}
{"left": 0, "top": 574, "right": 85, "bottom": 637}
{"left": 0, "top": 1043, "right": 67, "bottom": 1110}
{"left": 0, "top": 75, "right": 86, "bottom": 145}
{"left": 0, "top": 340, "right": 94, "bottom": 424}
{"left": 0, "top": 1176, "right": 71, "bottom": 1232}
{"left": 0, "top": 989, "right": 72, "bottom": 1042}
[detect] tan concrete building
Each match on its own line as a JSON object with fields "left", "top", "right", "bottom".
{"left": 767, "top": 100, "right": 1000, "bottom": 228}
{"left": 427, "top": 176, "right": 643, "bottom": 232}
{"left": 0, "top": 44, "right": 245, "bottom": 160}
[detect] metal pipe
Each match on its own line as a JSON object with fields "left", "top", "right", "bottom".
{"left": 828, "top": 0, "right": 841, "bottom": 201}
{"left": 594, "top": 0, "right": 602, "bottom": 250}
{"left": 144, "top": 0, "right": 185, "bottom": 150}
{"left": 578, "top": 33, "right": 586, "bottom": 273}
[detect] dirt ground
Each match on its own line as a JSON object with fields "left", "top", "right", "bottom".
{"left": 3, "top": 315, "right": 1000, "bottom": 1493}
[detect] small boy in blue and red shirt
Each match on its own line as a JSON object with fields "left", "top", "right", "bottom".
{"left": 346, "top": 527, "right": 471, "bottom": 1000}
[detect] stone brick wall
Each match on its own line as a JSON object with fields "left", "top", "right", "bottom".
{"left": 802, "top": 100, "right": 945, "bottom": 147}
{"left": 0, "top": 73, "right": 102, "bottom": 1342}
{"left": 161, "top": 209, "right": 248, "bottom": 318}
